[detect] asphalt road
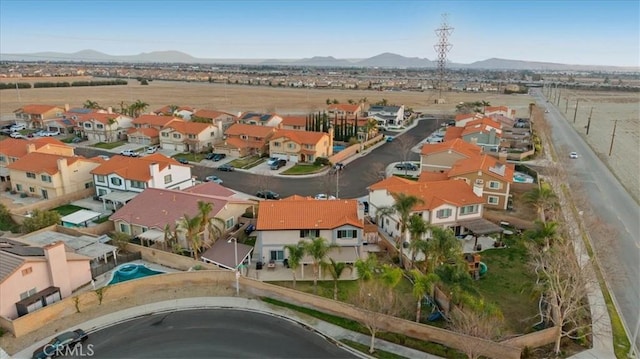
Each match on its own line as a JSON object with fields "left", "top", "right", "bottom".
{"left": 535, "top": 89, "right": 640, "bottom": 351}
{"left": 67, "top": 309, "right": 356, "bottom": 358}
{"left": 76, "top": 119, "right": 438, "bottom": 199}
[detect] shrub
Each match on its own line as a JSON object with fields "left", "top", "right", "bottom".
{"left": 21, "top": 209, "right": 61, "bottom": 233}
{"left": 314, "top": 157, "right": 330, "bottom": 166}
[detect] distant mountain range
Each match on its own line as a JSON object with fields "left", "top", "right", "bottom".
{"left": 0, "top": 49, "right": 636, "bottom": 72}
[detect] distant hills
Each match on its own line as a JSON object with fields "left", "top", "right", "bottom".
{"left": 0, "top": 49, "right": 636, "bottom": 72}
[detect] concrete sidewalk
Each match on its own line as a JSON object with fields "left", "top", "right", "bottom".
{"left": 10, "top": 297, "right": 443, "bottom": 359}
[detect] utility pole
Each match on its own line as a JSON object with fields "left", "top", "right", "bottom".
{"left": 573, "top": 99, "right": 580, "bottom": 123}
{"left": 609, "top": 119, "right": 618, "bottom": 156}
{"left": 586, "top": 107, "right": 593, "bottom": 135}
{"left": 565, "top": 98, "right": 569, "bottom": 113}
{"left": 336, "top": 168, "right": 340, "bottom": 199}
{"left": 556, "top": 89, "right": 561, "bottom": 106}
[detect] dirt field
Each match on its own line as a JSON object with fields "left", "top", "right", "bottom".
{"left": 0, "top": 79, "right": 636, "bottom": 201}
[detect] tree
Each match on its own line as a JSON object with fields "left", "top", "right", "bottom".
{"left": 83, "top": 100, "right": 101, "bottom": 109}
{"left": 525, "top": 220, "right": 558, "bottom": 249}
{"left": 302, "top": 237, "right": 336, "bottom": 294}
{"left": 363, "top": 118, "right": 378, "bottom": 142}
{"left": 323, "top": 258, "right": 352, "bottom": 300}
{"left": 106, "top": 117, "right": 118, "bottom": 142}
{"left": 530, "top": 239, "right": 594, "bottom": 354}
{"left": 481, "top": 100, "right": 491, "bottom": 114}
{"left": 448, "top": 295, "right": 504, "bottom": 359}
{"left": 523, "top": 185, "right": 557, "bottom": 222}
{"left": 284, "top": 241, "right": 306, "bottom": 288}
{"left": 21, "top": 209, "right": 61, "bottom": 233}
{"left": 407, "top": 214, "right": 429, "bottom": 267}
{"left": 196, "top": 201, "right": 225, "bottom": 246}
{"left": 354, "top": 254, "right": 379, "bottom": 281}
{"left": 425, "top": 227, "right": 464, "bottom": 274}
{"left": 352, "top": 279, "right": 400, "bottom": 354}
{"left": 110, "top": 231, "right": 131, "bottom": 252}
{"left": 376, "top": 193, "right": 424, "bottom": 268}
{"left": 177, "top": 214, "right": 204, "bottom": 260}
{"left": 411, "top": 269, "right": 440, "bottom": 322}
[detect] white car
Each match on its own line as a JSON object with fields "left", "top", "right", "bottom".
{"left": 120, "top": 149, "right": 139, "bottom": 157}
{"left": 145, "top": 146, "right": 159, "bottom": 154}
{"left": 9, "top": 132, "right": 25, "bottom": 139}
{"left": 570, "top": 152, "right": 578, "bottom": 159}
{"left": 204, "top": 175, "right": 223, "bottom": 184}
{"left": 314, "top": 193, "right": 336, "bottom": 200}
{"left": 9, "top": 124, "right": 26, "bottom": 132}
{"left": 43, "top": 130, "right": 60, "bottom": 137}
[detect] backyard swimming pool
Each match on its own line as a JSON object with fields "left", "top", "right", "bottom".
{"left": 108, "top": 263, "right": 165, "bottom": 285}
{"left": 333, "top": 145, "right": 346, "bottom": 153}
{"left": 513, "top": 171, "right": 534, "bottom": 184}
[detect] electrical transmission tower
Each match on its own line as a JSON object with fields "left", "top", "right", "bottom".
{"left": 434, "top": 13, "right": 454, "bottom": 102}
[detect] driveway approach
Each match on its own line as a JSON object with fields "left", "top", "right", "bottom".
{"left": 69, "top": 309, "right": 356, "bottom": 358}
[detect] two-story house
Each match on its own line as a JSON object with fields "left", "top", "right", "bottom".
{"left": 367, "top": 105, "right": 405, "bottom": 129}
{"left": 269, "top": 129, "right": 332, "bottom": 163}
{"left": 13, "top": 104, "right": 65, "bottom": 129}
{"left": 420, "top": 138, "right": 483, "bottom": 173}
{"left": 255, "top": 196, "right": 364, "bottom": 271}
{"left": 75, "top": 112, "right": 134, "bottom": 143}
{"left": 238, "top": 112, "right": 283, "bottom": 127}
{"left": 110, "top": 183, "right": 254, "bottom": 253}
{"left": 7, "top": 152, "right": 100, "bottom": 200}
{"left": 159, "top": 119, "right": 218, "bottom": 153}
{"left": 280, "top": 115, "right": 307, "bottom": 131}
{"left": 128, "top": 115, "right": 179, "bottom": 146}
{"left": 0, "top": 239, "right": 91, "bottom": 320}
{"left": 152, "top": 105, "right": 195, "bottom": 119}
{"left": 460, "top": 118, "right": 503, "bottom": 152}
{"left": 327, "top": 103, "right": 363, "bottom": 119}
{"left": 91, "top": 153, "right": 194, "bottom": 208}
{"left": 484, "top": 106, "right": 516, "bottom": 119}
{"left": 217, "top": 123, "right": 278, "bottom": 157}
{"left": 454, "top": 112, "right": 484, "bottom": 127}
{"left": 367, "top": 176, "right": 485, "bottom": 238}
{"left": 191, "top": 109, "right": 237, "bottom": 134}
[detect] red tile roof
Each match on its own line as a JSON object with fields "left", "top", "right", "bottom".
{"left": 132, "top": 114, "right": 179, "bottom": 127}
{"left": 163, "top": 119, "right": 213, "bottom": 135}
{"left": 15, "top": 104, "right": 63, "bottom": 115}
{"left": 420, "top": 138, "right": 482, "bottom": 157}
{"left": 271, "top": 129, "right": 327, "bottom": 145}
{"left": 127, "top": 127, "right": 159, "bottom": 138}
{"left": 90, "top": 153, "right": 184, "bottom": 181}
{"left": 328, "top": 104, "right": 361, "bottom": 113}
{"left": 448, "top": 154, "right": 514, "bottom": 182}
{"left": 192, "top": 109, "right": 236, "bottom": 120}
{"left": 6, "top": 152, "right": 91, "bottom": 175}
{"left": 0, "top": 138, "right": 70, "bottom": 158}
{"left": 225, "top": 123, "right": 277, "bottom": 138}
{"left": 417, "top": 171, "right": 450, "bottom": 182}
{"left": 461, "top": 118, "right": 502, "bottom": 137}
{"left": 76, "top": 113, "right": 125, "bottom": 125}
{"left": 256, "top": 197, "right": 363, "bottom": 230}
{"left": 368, "top": 178, "right": 484, "bottom": 210}
{"left": 280, "top": 115, "right": 307, "bottom": 127}
{"left": 443, "top": 127, "right": 464, "bottom": 141}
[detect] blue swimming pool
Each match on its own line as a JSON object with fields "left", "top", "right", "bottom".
{"left": 513, "top": 171, "right": 534, "bottom": 184}
{"left": 333, "top": 145, "right": 346, "bottom": 153}
{"left": 108, "top": 263, "right": 165, "bottom": 285}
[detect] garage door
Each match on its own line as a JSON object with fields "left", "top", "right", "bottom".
{"left": 288, "top": 155, "right": 299, "bottom": 163}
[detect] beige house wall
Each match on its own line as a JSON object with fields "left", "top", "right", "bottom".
{"left": 454, "top": 173, "right": 510, "bottom": 210}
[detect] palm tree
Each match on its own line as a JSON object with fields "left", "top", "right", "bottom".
{"left": 354, "top": 254, "right": 379, "bottom": 281}
{"left": 364, "top": 118, "right": 378, "bottom": 141}
{"left": 379, "top": 264, "right": 403, "bottom": 288}
{"left": 284, "top": 241, "right": 306, "bottom": 288}
{"left": 377, "top": 193, "right": 424, "bottom": 268}
{"left": 83, "top": 100, "right": 101, "bottom": 109}
{"left": 323, "top": 258, "right": 352, "bottom": 300}
{"left": 523, "top": 186, "right": 557, "bottom": 222}
{"left": 303, "top": 237, "right": 336, "bottom": 294}
{"left": 425, "top": 227, "right": 463, "bottom": 274}
{"left": 196, "top": 201, "right": 226, "bottom": 246}
{"left": 411, "top": 269, "right": 440, "bottom": 322}
{"left": 129, "top": 99, "right": 149, "bottom": 118}
{"left": 525, "top": 220, "right": 558, "bottom": 249}
{"left": 177, "top": 214, "right": 204, "bottom": 260}
{"left": 106, "top": 117, "right": 118, "bottom": 142}
{"left": 481, "top": 100, "right": 491, "bottom": 114}
{"left": 407, "top": 214, "right": 429, "bottom": 267}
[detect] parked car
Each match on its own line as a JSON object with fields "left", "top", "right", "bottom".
{"left": 395, "top": 162, "right": 418, "bottom": 171}
{"left": 145, "top": 145, "right": 159, "bottom": 154}
{"left": 204, "top": 175, "right": 223, "bottom": 184}
{"left": 217, "top": 163, "right": 235, "bottom": 172}
{"left": 270, "top": 159, "right": 287, "bottom": 170}
{"left": 314, "top": 193, "right": 336, "bottom": 200}
{"left": 33, "top": 130, "right": 47, "bottom": 137}
{"left": 9, "top": 124, "right": 26, "bottom": 132}
{"left": 244, "top": 224, "right": 255, "bottom": 234}
{"left": 570, "top": 151, "right": 578, "bottom": 159}
{"left": 206, "top": 153, "right": 226, "bottom": 161}
{"left": 9, "top": 132, "right": 25, "bottom": 139}
{"left": 266, "top": 157, "right": 280, "bottom": 166}
{"left": 43, "top": 130, "right": 61, "bottom": 137}
{"left": 32, "top": 329, "right": 88, "bottom": 359}
{"left": 386, "top": 136, "right": 394, "bottom": 142}
{"left": 71, "top": 137, "right": 86, "bottom": 143}
{"left": 176, "top": 158, "right": 189, "bottom": 164}
{"left": 256, "top": 190, "right": 280, "bottom": 200}
{"left": 120, "top": 149, "right": 139, "bottom": 157}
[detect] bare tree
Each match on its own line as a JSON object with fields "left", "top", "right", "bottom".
{"left": 394, "top": 134, "right": 416, "bottom": 169}
{"left": 530, "top": 239, "right": 596, "bottom": 354}
{"left": 351, "top": 280, "right": 400, "bottom": 354}
{"left": 448, "top": 303, "right": 504, "bottom": 359}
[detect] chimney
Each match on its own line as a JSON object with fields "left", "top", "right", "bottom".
{"left": 57, "top": 157, "right": 71, "bottom": 190}
{"left": 26, "top": 143, "right": 37, "bottom": 153}
{"left": 64, "top": 104, "right": 70, "bottom": 111}
{"left": 107, "top": 107, "right": 113, "bottom": 114}
{"left": 43, "top": 242, "right": 72, "bottom": 297}
{"left": 473, "top": 180, "right": 484, "bottom": 197}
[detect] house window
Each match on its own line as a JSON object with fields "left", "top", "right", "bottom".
{"left": 161, "top": 132, "right": 169, "bottom": 137}
{"left": 84, "top": 123, "right": 92, "bottom": 128}
{"left": 26, "top": 172, "right": 36, "bottom": 179}
{"left": 436, "top": 208, "right": 452, "bottom": 218}
{"left": 110, "top": 177, "right": 122, "bottom": 186}
{"left": 164, "top": 175, "right": 172, "bottom": 184}
{"left": 96, "top": 175, "right": 106, "bottom": 183}
{"left": 240, "top": 135, "right": 248, "bottom": 140}
{"left": 130, "top": 180, "right": 145, "bottom": 189}
{"left": 84, "top": 182, "right": 93, "bottom": 189}
{"left": 19, "top": 288, "right": 37, "bottom": 300}
{"left": 96, "top": 124, "right": 104, "bottom": 129}
{"left": 488, "top": 196, "right": 499, "bottom": 205}
{"left": 300, "top": 229, "right": 320, "bottom": 238}
{"left": 225, "top": 218, "right": 234, "bottom": 229}
{"left": 119, "top": 223, "right": 130, "bottom": 234}
{"left": 273, "top": 142, "right": 280, "bottom": 147}
{"left": 29, "top": 187, "right": 35, "bottom": 193}
{"left": 337, "top": 229, "right": 357, "bottom": 239}
{"left": 0, "top": 155, "right": 5, "bottom": 162}
{"left": 270, "top": 250, "right": 284, "bottom": 261}
{"left": 16, "top": 184, "right": 22, "bottom": 191}
{"left": 173, "top": 133, "right": 181, "bottom": 139}
{"left": 287, "top": 143, "right": 295, "bottom": 149}
{"left": 488, "top": 181, "right": 501, "bottom": 189}
{"left": 188, "top": 134, "right": 196, "bottom": 139}
{"left": 21, "top": 267, "right": 32, "bottom": 276}
{"left": 460, "top": 205, "right": 478, "bottom": 215}
{"left": 210, "top": 132, "right": 215, "bottom": 137}
{"left": 41, "top": 174, "right": 52, "bottom": 183}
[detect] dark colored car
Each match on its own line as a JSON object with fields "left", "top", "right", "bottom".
{"left": 176, "top": 158, "right": 189, "bottom": 164}
{"left": 270, "top": 159, "right": 286, "bottom": 170}
{"left": 32, "top": 329, "right": 88, "bottom": 359}
{"left": 244, "top": 224, "right": 255, "bottom": 234}
{"left": 256, "top": 190, "right": 280, "bottom": 200}
{"left": 217, "top": 163, "right": 235, "bottom": 172}
{"left": 206, "top": 153, "right": 227, "bottom": 161}
{"left": 395, "top": 162, "right": 418, "bottom": 171}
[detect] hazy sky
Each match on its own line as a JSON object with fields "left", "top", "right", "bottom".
{"left": 1, "top": 0, "right": 638, "bottom": 67}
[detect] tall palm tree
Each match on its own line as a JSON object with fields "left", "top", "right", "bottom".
{"left": 411, "top": 269, "right": 440, "bottom": 322}
{"left": 525, "top": 220, "right": 558, "bottom": 249}
{"left": 106, "top": 117, "right": 118, "bottom": 142}
{"left": 425, "top": 227, "right": 463, "bottom": 274}
{"left": 196, "top": 201, "right": 226, "bottom": 246}
{"left": 377, "top": 193, "right": 424, "bottom": 269}
{"left": 481, "top": 100, "right": 491, "bottom": 114}
{"left": 177, "top": 214, "right": 203, "bottom": 260}
{"left": 379, "top": 264, "right": 403, "bottom": 288}
{"left": 354, "top": 254, "right": 379, "bottom": 281}
{"left": 303, "top": 237, "right": 335, "bottom": 294}
{"left": 284, "top": 241, "right": 306, "bottom": 288}
{"left": 323, "top": 258, "right": 352, "bottom": 300}
{"left": 407, "top": 214, "right": 429, "bottom": 267}
{"left": 83, "top": 100, "right": 101, "bottom": 109}
{"left": 523, "top": 186, "right": 557, "bottom": 222}
{"left": 364, "top": 118, "right": 378, "bottom": 141}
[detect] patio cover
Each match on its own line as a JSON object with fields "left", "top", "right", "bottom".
{"left": 137, "top": 229, "right": 165, "bottom": 243}
{"left": 61, "top": 210, "right": 102, "bottom": 226}
{"left": 457, "top": 218, "right": 504, "bottom": 235}
{"left": 100, "top": 191, "right": 138, "bottom": 210}
{"left": 201, "top": 239, "right": 253, "bottom": 270}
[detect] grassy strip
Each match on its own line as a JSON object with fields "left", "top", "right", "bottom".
{"left": 52, "top": 204, "right": 88, "bottom": 216}
{"left": 228, "top": 155, "right": 265, "bottom": 169}
{"left": 92, "top": 141, "right": 126, "bottom": 149}
{"left": 261, "top": 297, "right": 466, "bottom": 359}
{"left": 281, "top": 164, "right": 325, "bottom": 175}
{"left": 340, "top": 339, "right": 408, "bottom": 359}
{"left": 561, "top": 185, "right": 631, "bottom": 358}
{"left": 173, "top": 152, "right": 206, "bottom": 162}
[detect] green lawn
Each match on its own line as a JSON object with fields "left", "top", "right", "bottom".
{"left": 173, "top": 152, "right": 206, "bottom": 162}
{"left": 52, "top": 204, "right": 89, "bottom": 216}
{"left": 281, "top": 164, "right": 326, "bottom": 175}
{"left": 92, "top": 141, "right": 126, "bottom": 149}
{"left": 228, "top": 155, "right": 265, "bottom": 169}
{"left": 472, "top": 242, "right": 539, "bottom": 334}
